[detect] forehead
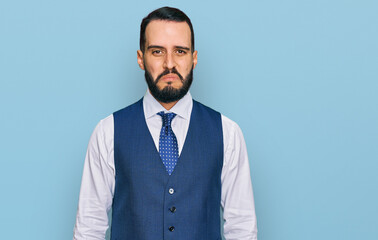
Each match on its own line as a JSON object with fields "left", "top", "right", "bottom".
{"left": 145, "top": 20, "right": 191, "bottom": 48}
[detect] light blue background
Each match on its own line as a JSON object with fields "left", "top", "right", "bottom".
{"left": 1, "top": 0, "right": 377, "bottom": 239}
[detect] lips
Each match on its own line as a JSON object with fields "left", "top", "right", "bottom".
{"left": 155, "top": 69, "right": 184, "bottom": 83}
{"left": 161, "top": 74, "right": 180, "bottom": 81}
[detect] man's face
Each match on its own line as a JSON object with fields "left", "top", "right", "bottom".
{"left": 137, "top": 20, "right": 198, "bottom": 103}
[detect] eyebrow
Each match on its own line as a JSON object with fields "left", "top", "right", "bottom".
{"left": 147, "top": 45, "right": 164, "bottom": 50}
{"left": 175, "top": 46, "right": 190, "bottom": 51}
{"left": 147, "top": 45, "right": 190, "bottom": 51}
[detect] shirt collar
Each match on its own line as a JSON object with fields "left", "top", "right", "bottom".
{"left": 143, "top": 90, "right": 193, "bottom": 120}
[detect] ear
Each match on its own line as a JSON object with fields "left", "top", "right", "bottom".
{"left": 192, "top": 50, "right": 198, "bottom": 69}
{"left": 137, "top": 50, "right": 145, "bottom": 70}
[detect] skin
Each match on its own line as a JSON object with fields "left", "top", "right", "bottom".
{"left": 137, "top": 20, "right": 198, "bottom": 110}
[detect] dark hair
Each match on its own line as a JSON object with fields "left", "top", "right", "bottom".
{"left": 140, "top": 6, "right": 195, "bottom": 53}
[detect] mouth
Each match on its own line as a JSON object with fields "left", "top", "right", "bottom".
{"left": 160, "top": 73, "right": 180, "bottom": 82}
{"left": 156, "top": 69, "right": 184, "bottom": 83}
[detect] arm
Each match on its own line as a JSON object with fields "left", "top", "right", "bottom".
{"left": 221, "top": 115, "right": 258, "bottom": 240}
{"left": 73, "top": 115, "right": 115, "bottom": 240}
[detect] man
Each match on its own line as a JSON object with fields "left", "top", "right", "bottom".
{"left": 74, "top": 6, "right": 257, "bottom": 240}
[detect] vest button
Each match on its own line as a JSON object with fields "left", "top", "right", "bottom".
{"left": 169, "top": 226, "right": 175, "bottom": 232}
{"left": 169, "top": 206, "right": 176, "bottom": 213}
{"left": 168, "top": 188, "right": 174, "bottom": 195}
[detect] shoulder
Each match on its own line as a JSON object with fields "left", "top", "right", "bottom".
{"left": 86, "top": 114, "right": 114, "bottom": 158}
{"left": 99, "top": 114, "right": 114, "bottom": 132}
{"left": 220, "top": 114, "right": 247, "bottom": 154}
{"left": 91, "top": 114, "right": 114, "bottom": 142}
{"left": 221, "top": 114, "right": 244, "bottom": 137}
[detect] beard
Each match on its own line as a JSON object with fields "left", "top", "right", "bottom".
{"left": 144, "top": 66, "right": 193, "bottom": 103}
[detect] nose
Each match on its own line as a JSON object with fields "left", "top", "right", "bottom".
{"left": 163, "top": 52, "right": 177, "bottom": 70}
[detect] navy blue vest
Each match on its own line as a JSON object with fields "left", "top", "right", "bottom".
{"left": 111, "top": 99, "right": 223, "bottom": 240}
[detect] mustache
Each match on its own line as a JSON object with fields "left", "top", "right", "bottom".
{"left": 155, "top": 68, "right": 184, "bottom": 83}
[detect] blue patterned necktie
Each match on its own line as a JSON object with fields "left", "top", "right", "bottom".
{"left": 157, "top": 111, "right": 178, "bottom": 175}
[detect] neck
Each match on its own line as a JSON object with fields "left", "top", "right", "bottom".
{"left": 159, "top": 100, "right": 179, "bottom": 110}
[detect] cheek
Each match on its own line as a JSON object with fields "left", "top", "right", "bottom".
{"left": 145, "top": 60, "right": 163, "bottom": 77}
{"left": 178, "top": 59, "right": 193, "bottom": 73}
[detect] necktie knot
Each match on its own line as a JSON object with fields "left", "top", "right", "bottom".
{"left": 157, "top": 111, "right": 176, "bottom": 128}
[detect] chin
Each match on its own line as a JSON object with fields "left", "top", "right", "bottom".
{"left": 159, "top": 83, "right": 182, "bottom": 90}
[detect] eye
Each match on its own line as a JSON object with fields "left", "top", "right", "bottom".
{"left": 152, "top": 49, "right": 164, "bottom": 55}
{"left": 176, "top": 49, "right": 187, "bottom": 55}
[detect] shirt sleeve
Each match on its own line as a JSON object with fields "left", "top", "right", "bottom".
{"left": 73, "top": 115, "right": 115, "bottom": 240}
{"left": 221, "top": 115, "right": 258, "bottom": 240}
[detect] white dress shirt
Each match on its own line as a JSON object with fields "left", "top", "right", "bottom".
{"left": 74, "top": 91, "right": 257, "bottom": 240}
